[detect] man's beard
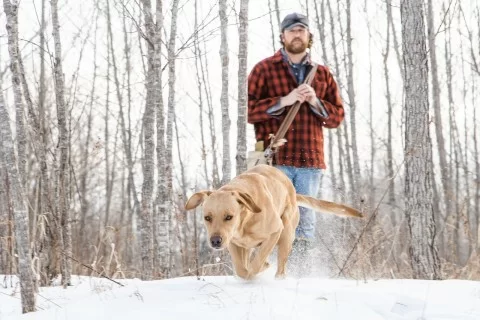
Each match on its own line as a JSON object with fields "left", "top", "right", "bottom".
{"left": 285, "top": 38, "right": 308, "bottom": 54}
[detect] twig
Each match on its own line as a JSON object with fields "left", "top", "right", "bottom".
{"left": 337, "top": 159, "right": 406, "bottom": 277}
{"left": 60, "top": 252, "right": 124, "bottom": 287}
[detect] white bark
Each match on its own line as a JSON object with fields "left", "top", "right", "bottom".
{"left": 152, "top": 0, "right": 170, "bottom": 277}
{"left": 139, "top": 0, "right": 157, "bottom": 279}
{"left": 3, "top": 0, "right": 26, "bottom": 188}
{"left": 219, "top": 0, "right": 231, "bottom": 184}
{"left": 193, "top": 0, "right": 210, "bottom": 189}
{"left": 0, "top": 91, "right": 36, "bottom": 313}
{"left": 36, "top": 0, "right": 55, "bottom": 287}
{"left": 401, "top": 0, "right": 441, "bottom": 279}
{"left": 345, "top": 0, "right": 361, "bottom": 191}
{"left": 50, "top": 0, "right": 72, "bottom": 286}
{"left": 327, "top": 0, "right": 346, "bottom": 201}
{"left": 236, "top": 0, "right": 249, "bottom": 175}
{"left": 384, "top": 0, "right": 396, "bottom": 207}
{"left": 427, "top": 0, "right": 452, "bottom": 226}
{"left": 165, "top": 0, "right": 180, "bottom": 275}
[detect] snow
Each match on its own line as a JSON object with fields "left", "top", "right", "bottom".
{"left": 2, "top": 271, "right": 480, "bottom": 320}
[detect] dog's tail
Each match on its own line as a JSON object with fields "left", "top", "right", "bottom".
{"left": 296, "top": 194, "right": 363, "bottom": 218}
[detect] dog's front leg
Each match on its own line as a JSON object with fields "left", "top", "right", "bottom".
{"left": 247, "top": 230, "right": 282, "bottom": 279}
{"left": 228, "top": 243, "right": 250, "bottom": 279}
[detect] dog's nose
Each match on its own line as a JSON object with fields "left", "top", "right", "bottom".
{"left": 210, "top": 235, "right": 222, "bottom": 248}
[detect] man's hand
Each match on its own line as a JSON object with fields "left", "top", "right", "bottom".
{"left": 280, "top": 88, "right": 306, "bottom": 107}
{"left": 297, "top": 84, "right": 317, "bottom": 105}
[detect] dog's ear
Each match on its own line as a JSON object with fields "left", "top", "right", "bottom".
{"left": 185, "top": 191, "right": 212, "bottom": 210}
{"left": 236, "top": 192, "right": 262, "bottom": 213}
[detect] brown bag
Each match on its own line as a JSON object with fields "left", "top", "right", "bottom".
{"left": 247, "top": 63, "right": 318, "bottom": 169}
{"left": 247, "top": 141, "right": 270, "bottom": 169}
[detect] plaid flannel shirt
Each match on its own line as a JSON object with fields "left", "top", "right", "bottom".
{"left": 247, "top": 49, "right": 344, "bottom": 169}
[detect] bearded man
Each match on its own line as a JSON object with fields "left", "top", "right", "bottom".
{"left": 247, "top": 12, "right": 345, "bottom": 273}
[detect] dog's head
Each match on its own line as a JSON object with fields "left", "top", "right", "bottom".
{"left": 185, "top": 190, "right": 261, "bottom": 250}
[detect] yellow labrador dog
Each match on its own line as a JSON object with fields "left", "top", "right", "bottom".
{"left": 185, "top": 164, "right": 363, "bottom": 280}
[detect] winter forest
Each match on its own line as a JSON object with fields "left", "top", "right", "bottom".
{"left": 1, "top": 0, "right": 479, "bottom": 314}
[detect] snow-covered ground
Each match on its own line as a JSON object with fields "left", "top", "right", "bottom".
{"left": 2, "top": 271, "right": 480, "bottom": 320}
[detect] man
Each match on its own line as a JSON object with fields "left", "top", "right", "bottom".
{"left": 247, "top": 12, "right": 344, "bottom": 268}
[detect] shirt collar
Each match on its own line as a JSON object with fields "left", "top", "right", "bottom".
{"left": 278, "top": 48, "right": 311, "bottom": 65}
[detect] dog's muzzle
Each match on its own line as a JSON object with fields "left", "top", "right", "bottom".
{"left": 210, "top": 235, "right": 223, "bottom": 249}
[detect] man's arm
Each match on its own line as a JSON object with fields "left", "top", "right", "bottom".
{"left": 247, "top": 63, "right": 282, "bottom": 124}
{"left": 308, "top": 98, "right": 329, "bottom": 118}
{"left": 300, "top": 68, "right": 344, "bottom": 128}
{"left": 319, "top": 69, "right": 344, "bottom": 128}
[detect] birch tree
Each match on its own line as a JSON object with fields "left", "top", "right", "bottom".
{"left": 219, "top": 0, "right": 231, "bottom": 184}
{"left": 201, "top": 39, "right": 221, "bottom": 188}
{"left": 0, "top": 167, "right": 7, "bottom": 272}
{"left": 314, "top": 0, "right": 338, "bottom": 194}
{"left": 401, "top": 0, "right": 441, "bottom": 279}
{"left": 3, "top": 0, "right": 27, "bottom": 189}
{"left": 385, "top": 0, "right": 396, "bottom": 207}
{"left": 345, "top": 0, "right": 361, "bottom": 192}
{"left": 267, "top": 0, "right": 276, "bottom": 52}
{"left": 51, "top": 0, "right": 73, "bottom": 286}
{"left": 363, "top": 0, "right": 375, "bottom": 201}
{"left": 0, "top": 69, "right": 13, "bottom": 285}
{"left": 193, "top": 0, "right": 210, "bottom": 188}
{"left": 139, "top": 0, "right": 157, "bottom": 279}
{"left": 35, "top": 0, "right": 56, "bottom": 286}
{"left": 236, "top": 0, "right": 249, "bottom": 175}
{"left": 326, "top": 0, "right": 346, "bottom": 201}
{"left": 334, "top": 0, "right": 355, "bottom": 202}
{"left": 114, "top": 2, "right": 142, "bottom": 262}
{"left": 0, "top": 93, "right": 36, "bottom": 313}
{"left": 165, "top": 0, "right": 180, "bottom": 274}
{"left": 427, "top": 0, "right": 451, "bottom": 228}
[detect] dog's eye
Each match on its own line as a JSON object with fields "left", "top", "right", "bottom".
{"left": 204, "top": 216, "right": 212, "bottom": 222}
{"left": 225, "top": 215, "right": 233, "bottom": 221}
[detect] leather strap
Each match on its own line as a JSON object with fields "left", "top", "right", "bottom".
{"left": 265, "top": 63, "right": 318, "bottom": 163}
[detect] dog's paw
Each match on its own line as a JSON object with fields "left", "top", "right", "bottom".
{"left": 275, "top": 272, "right": 287, "bottom": 280}
{"left": 259, "top": 261, "right": 271, "bottom": 272}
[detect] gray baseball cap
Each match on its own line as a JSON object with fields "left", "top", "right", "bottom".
{"left": 280, "top": 13, "right": 309, "bottom": 31}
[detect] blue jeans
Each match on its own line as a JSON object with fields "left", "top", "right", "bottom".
{"left": 274, "top": 165, "right": 322, "bottom": 240}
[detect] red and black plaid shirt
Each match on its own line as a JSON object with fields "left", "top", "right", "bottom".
{"left": 247, "top": 50, "right": 344, "bottom": 169}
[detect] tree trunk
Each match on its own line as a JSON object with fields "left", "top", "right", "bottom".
{"left": 139, "top": 0, "right": 159, "bottom": 280}
{"left": 165, "top": 0, "right": 180, "bottom": 275}
{"left": 345, "top": 0, "right": 361, "bottom": 194}
{"left": 193, "top": 0, "right": 210, "bottom": 189}
{"left": 0, "top": 167, "right": 7, "bottom": 273}
{"left": 236, "top": 0, "right": 249, "bottom": 175}
{"left": 327, "top": 0, "right": 346, "bottom": 202}
{"left": 36, "top": 0, "right": 56, "bottom": 286}
{"left": 51, "top": 0, "right": 72, "bottom": 287}
{"left": 274, "top": 0, "right": 280, "bottom": 28}
{"left": 3, "top": 0, "right": 27, "bottom": 189}
{"left": 153, "top": 0, "right": 169, "bottom": 278}
{"left": 219, "top": 0, "right": 231, "bottom": 184}
{"left": 401, "top": 0, "right": 441, "bottom": 280}
{"left": 314, "top": 0, "right": 337, "bottom": 194}
{"left": 332, "top": 0, "right": 354, "bottom": 202}
{"left": 364, "top": 0, "right": 375, "bottom": 203}
{"left": 386, "top": 0, "right": 404, "bottom": 79}
{"left": 105, "top": 0, "right": 113, "bottom": 229}
{"left": 474, "top": 84, "right": 480, "bottom": 248}
{"left": 267, "top": 0, "right": 276, "bottom": 52}
{"left": 459, "top": 18, "right": 473, "bottom": 263}
{"left": 313, "top": 0, "right": 328, "bottom": 69}
{"left": 0, "top": 93, "right": 36, "bottom": 313}
{"left": 427, "top": 0, "right": 452, "bottom": 235}
{"left": 384, "top": 0, "right": 396, "bottom": 208}
{"left": 201, "top": 41, "right": 221, "bottom": 188}
{"left": 0, "top": 77, "right": 13, "bottom": 284}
